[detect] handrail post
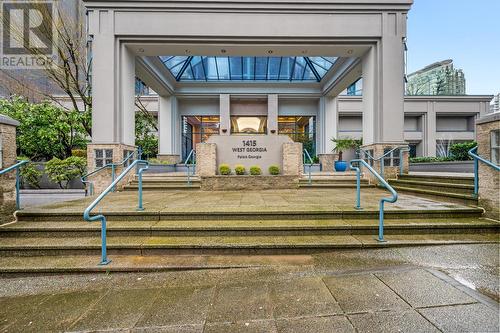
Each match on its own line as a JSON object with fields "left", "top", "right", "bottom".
{"left": 111, "top": 164, "right": 116, "bottom": 192}
{"left": 351, "top": 163, "right": 362, "bottom": 210}
{"left": 378, "top": 200, "right": 386, "bottom": 242}
{"left": 473, "top": 156, "right": 479, "bottom": 197}
{"left": 99, "top": 216, "right": 110, "bottom": 265}
{"left": 15, "top": 167, "right": 21, "bottom": 210}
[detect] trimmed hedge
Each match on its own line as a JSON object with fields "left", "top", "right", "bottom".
{"left": 268, "top": 165, "right": 280, "bottom": 175}
{"left": 234, "top": 165, "right": 246, "bottom": 175}
{"left": 219, "top": 164, "right": 231, "bottom": 175}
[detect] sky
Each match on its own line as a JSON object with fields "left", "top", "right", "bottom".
{"left": 406, "top": 0, "right": 500, "bottom": 95}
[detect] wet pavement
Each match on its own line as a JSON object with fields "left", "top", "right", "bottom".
{"left": 0, "top": 244, "right": 497, "bottom": 332}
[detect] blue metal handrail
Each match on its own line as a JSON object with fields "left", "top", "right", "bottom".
{"left": 303, "top": 149, "right": 314, "bottom": 185}
{"left": 81, "top": 149, "right": 139, "bottom": 196}
{"left": 83, "top": 159, "right": 148, "bottom": 265}
{"left": 184, "top": 149, "right": 196, "bottom": 185}
{"left": 0, "top": 160, "right": 29, "bottom": 210}
{"left": 360, "top": 146, "right": 409, "bottom": 178}
{"left": 350, "top": 159, "right": 398, "bottom": 242}
{"left": 468, "top": 146, "right": 500, "bottom": 197}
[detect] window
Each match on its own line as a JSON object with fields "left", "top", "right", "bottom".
{"left": 0, "top": 136, "right": 3, "bottom": 169}
{"left": 491, "top": 130, "right": 500, "bottom": 165}
{"left": 95, "top": 149, "right": 113, "bottom": 168}
{"left": 182, "top": 116, "right": 220, "bottom": 160}
{"left": 363, "top": 149, "right": 374, "bottom": 167}
{"left": 231, "top": 116, "right": 267, "bottom": 134}
{"left": 383, "top": 148, "right": 400, "bottom": 167}
{"left": 278, "top": 116, "right": 316, "bottom": 155}
{"left": 123, "top": 150, "right": 135, "bottom": 167}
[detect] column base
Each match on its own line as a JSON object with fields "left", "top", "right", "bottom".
{"left": 156, "top": 154, "right": 181, "bottom": 165}
{"left": 361, "top": 143, "right": 409, "bottom": 182}
{"left": 86, "top": 143, "right": 136, "bottom": 195}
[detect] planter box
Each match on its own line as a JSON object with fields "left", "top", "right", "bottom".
{"left": 303, "top": 164, "right": 321, "bottom": 173}
{"left": 21, "top": 162, "right": 84, "bottom": 190}
{"left": 409, "top": 161, "right": 474, "bottom": 173}
{"left": 19, "top": 189, "right": 86, "bottom": 208}
{"left": 201, "top": 175, "right": 299, "bottom": 191}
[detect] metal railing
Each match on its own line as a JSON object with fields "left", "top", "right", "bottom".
{"left": 303, "top": 149, "right": 314, "bottom": 185}
{"left": 0, "top": 160, "right": 29, "bottom": 210}
{"left": 184, "top": 149, "right": 196, "bottom": 185}
{"left": 350, "top": 159, "right": 398, "bottom": 242}
{"left": 468, "top": 146, "right": 500, "bottom": 197}
{"left": 360, "top": 146, "right": 409, "bottom": 178}
{"left": 81, "top": 149, "right": 140, "bottom": 196}
{"left": 83, "top": 159, "right": 148, "bottom": 265}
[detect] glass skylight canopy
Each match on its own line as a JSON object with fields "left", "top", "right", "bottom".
{"left": 159, "top": 56, "right": 337, "bottom": 82}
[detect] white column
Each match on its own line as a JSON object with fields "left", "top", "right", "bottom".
{"left": 220, "top": 94, "right": 230, "bottom": 135}
{"left": 158, "top": 95, "right": 173, "bottom": 154}
{"left": 120, "top": 45, "right": 136, "bottom": 146}
{"left": 89, "top": 10, "right": 117, "bottom": 143}
{"left": 89, "top": 10, "right": 135, "bottom": 146}
{"left": 362, "top": 13, "right": 406, "bottom": 144}
{"left": 324, "top": 96, "right": 338, "bottom": 153}
{"left": 267, "top": 94, "right": 278, "bottom": 134}
{"left": 425, "top": 102, "right": 437, "bottom": 157}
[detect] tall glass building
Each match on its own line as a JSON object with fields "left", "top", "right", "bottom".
{"left": 406, "top": 59, "right": 466, "bottom": 96}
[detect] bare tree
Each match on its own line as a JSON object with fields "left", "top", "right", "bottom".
{"left": 1, "top": 1, "right": 92, "bottom": 136}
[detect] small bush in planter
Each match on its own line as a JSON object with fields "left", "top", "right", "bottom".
{"left": 19, "top": 159, "right": 42, "bottom": 189}
{"left": 219, "top": 164, "right": 231, "bottom": 175}
{"left": 249, "top": 165, "right": 262, "bottom": 175}
{"left": 234, "top": 165, "right": 246, "bottom": 175}
{"left": 268, "top": 165, "right": 280, "bottom": 175}
{"left": 46, "top": 156, "right": 86, "bottom": 189}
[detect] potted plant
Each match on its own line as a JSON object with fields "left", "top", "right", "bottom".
{"left": 331, "top": 137, "right": 362, "bottom": 172}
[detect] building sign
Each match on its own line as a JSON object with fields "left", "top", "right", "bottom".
{"left": 207, "top": 135, "right": 293, "bottom": 175}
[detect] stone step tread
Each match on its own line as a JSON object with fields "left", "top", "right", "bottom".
{"left": 389, "top": 179, "right": 474, "bottom": 189}
{"left": 0, "top": 254, "right": 311, "bottom": 273}
{"left": 299, "top": 184, "right": 373, "bottom": 188}
{"left": 392, "top": 186, "right": 478, "bottom": 200}
{"left": 15, "top": 206, "right": 485, "bottom": 220}
{"left": 399, "top": 174, "right": 474, "bottom": 183}
{"left": 0, "top": 233, "right": 497, "bottom": 249}
{"left": 124, "top": 185, "right": 201, "bottom": 189}
{"left": 3, "top": 218, "right": 497, "bottom": 231}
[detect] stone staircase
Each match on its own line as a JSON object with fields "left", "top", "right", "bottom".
{"left": 123, "top": 173, "right": 201, "bottom": 191}
{"left": 299, "top": 171, "right": 373, "bottom": 188}
{"left": 388, "top": 174, "right": 477, "bottom": 205}
{"left": 0, "top": 205, "right": 497, "bottom": 272}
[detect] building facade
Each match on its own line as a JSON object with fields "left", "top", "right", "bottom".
{"left": 406, "top": 59, "right": 466, "bottom": 96}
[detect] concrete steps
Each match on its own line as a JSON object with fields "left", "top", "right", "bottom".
{"left": 389, "top": 174, "right": 477, "bottom": 205}
{"left": 123, "top": 174, "right": 201, "bottom": 191}
{"left": 299, "top": 172, "right": 372, "bottom": 189}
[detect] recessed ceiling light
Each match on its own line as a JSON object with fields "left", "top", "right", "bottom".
{"left": 185, "top": 49, "right": 191, "bottom": 54}
{"left": 347, "top": 49, "right": 353, "bottom": 55}
{"left": 221, "top": 49, "right": 227, "bottom": 53}
{"left": 267, "top": 50, "right": 273, "bottom": 54}
{"left": 138, "top": 48, "right": 144, "bottom": 53}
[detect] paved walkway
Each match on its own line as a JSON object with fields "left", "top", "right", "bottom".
{"left": 0, "top": 244, "right": 497, "bottom": 332}
{"left": 20, "top": 187, "right": 474, "bottom": 215}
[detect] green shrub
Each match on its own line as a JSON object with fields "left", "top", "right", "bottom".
{"left": 449, "top": 141, "right": 476, "bottom": 161}
{"left": 234, "top": 165, "right": 246, "bottom": 175}
{"left": 71, "top": 149, "right": 87, "bottom": 158}
{"left": 409, "top": 156, "right": 455, "bottom": 163}
{"left": 19, "top": 160, "right": 42, "bottom": 189}
{"left": 268, "top": 165, "right": 280, "bottom": 175}
{"left": 219, "top": 164, "right": 231, "bottom": 175}
{"left": 249, "top": 165, "right": 262, "bottom": 176}
{"left": 46, "top": 156, "right": 86, "bottom": 189}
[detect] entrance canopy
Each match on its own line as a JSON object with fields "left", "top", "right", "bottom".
{"left": 84, "top": 0, "right": 413, "bottom": 155}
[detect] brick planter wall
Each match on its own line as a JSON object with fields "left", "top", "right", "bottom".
{"left": 201, "top": 175, "right": 299, "bottom": 191}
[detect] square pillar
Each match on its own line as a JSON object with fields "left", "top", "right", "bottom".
{"left": 196, "top": 143, "right": 217, "bottom": 176}
{"left": 283, "top": 142, "right": 303, "bottom": 176}
{"left": 424, "top": 102, "right": 437, "bottom": 157}
{"left": 0, "top": 115, "right": 19, "bottom": 223}
{"left": 362, "top": 13, "right": 406, "bottom": 145}
{"left": 267, "top": 94, "right": 278, "bottom": 134}
{"left": 220, "top": 94, "right": 230, "bottom": 135}
{"left": 157, "top": 95, "right": 180, "bottom": 164}
{"left": 361, "top": 143, "right": 409, "bottom": 182}
{"left": 476, "top": 114, "right": 500, "bottom": 219}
